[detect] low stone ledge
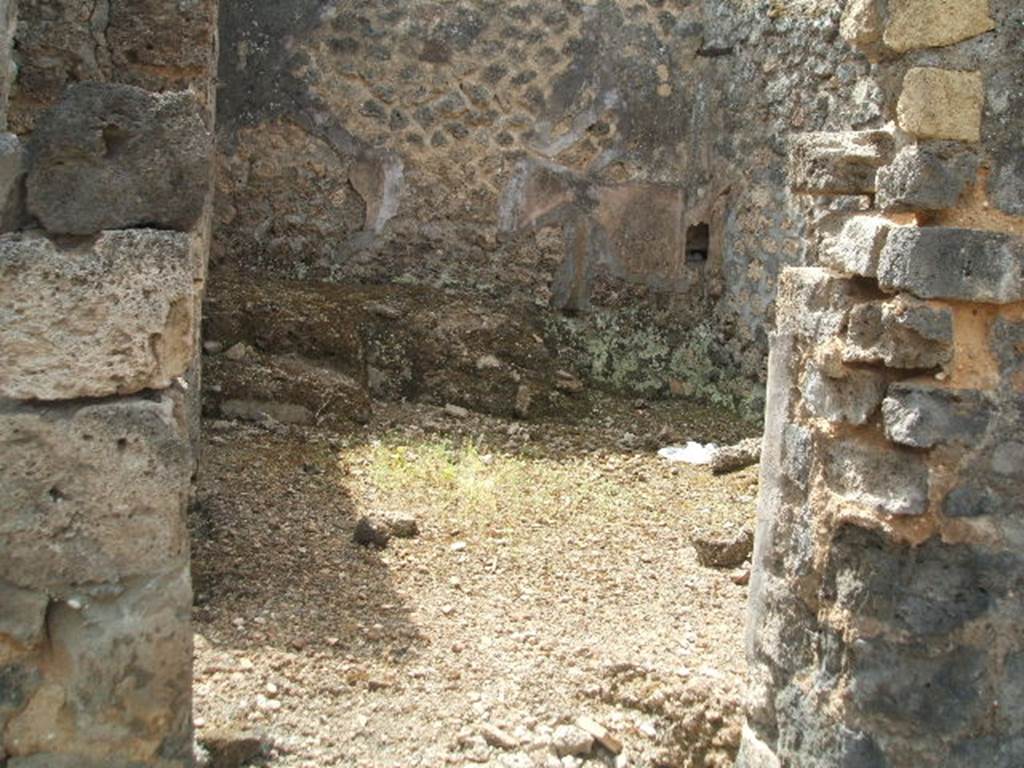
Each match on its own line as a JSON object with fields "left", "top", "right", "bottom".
{"left": 0, "top": 229, "right": 196, "bottom": 400}
{"left": 789, "top": 130, "right": 893, "bottom": 195}
{"left": 883, "top": 384, "right": 993, "bottom": 448}
{"left": 878, "top": 227, "right": 1024, "bottom": 303}
{"left": 0, "top": 394, "right": 191, "bottom": 588}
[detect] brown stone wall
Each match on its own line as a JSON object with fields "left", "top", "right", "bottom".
{"left": 0, "top": 2, "right": 218, "bottom": 765}
{"left": 210, "top": 0, "right": 885, "bottom": 415}
{"left": 741, "top": 1, "right": 1024, "bottom": 765}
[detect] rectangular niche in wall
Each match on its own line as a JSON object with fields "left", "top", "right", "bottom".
{"left": 686, "top": 223, "right": 710, "bottom": 264}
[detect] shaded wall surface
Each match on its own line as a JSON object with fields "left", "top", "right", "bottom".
{"left": 0, "top": 1, "right": 219, "bottom": 765}
{"left": 742, "top": 1, "right": 1024, "bottom": 765}
{"left": 213, "top": 0, "right": 910, "bottom": 414}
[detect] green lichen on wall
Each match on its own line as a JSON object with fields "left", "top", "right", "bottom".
{"left": 546, "top": 308, "right": 764, "bottom": 421}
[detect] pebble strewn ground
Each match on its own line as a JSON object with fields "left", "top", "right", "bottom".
{"left": 191, "top": 397, "right": 759, "bottom": 768}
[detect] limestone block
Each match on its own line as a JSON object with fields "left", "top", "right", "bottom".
{"left": 883, "top": 384, "right": 992, "bottom": 448}
{"left": 876, "top": 144, "right": 979, "bottom": 212}
{"left": 0, "top": 230, "right": 196, "bottom": 400}
{"left": 821, "top": 216, "right": 892, "bottom": 277}
{"left": 840, "top": 0, "right": 883, "bottom": 50}
{"left": 3, "top": 567, "right": 193, "bottom": 764}
{"left": 825, "top": 438, "right": 929, "bottom": 516}
{"left": 884, "top": 0, "right": 996, "bottom": 52}
{"left": 774, "top": 268, "right": 855, "bottom": 340}
{"left": 26, "top": 83, "right": 211, "bottom": 235}
{"left": 0, "top": 395, "right": 191, "bottom": 589}
{"left": 844, "top": 297, "right": 953, "bottom": 369}
{"left": 878, "top": 227, "right": 1024, "bottom": 303}
{"left": 897, "top": 68, "right": 984, "bottom": 142}
{"left": 801, "top": 365, "right": 887, "bottom": 425}
{"left": 789, "top": 130, "right": 893, "bottom": 195}
{"left": 0, "top": 584, "right": 48, "bottom": 647}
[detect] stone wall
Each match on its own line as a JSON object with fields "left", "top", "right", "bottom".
{"left": 741, "top": 1, "right": 1024, "bottom": 765}
{"left": 211, "top": 0, "right": 888, "bottom": 415}
{"left": 0, "top": 2, "right": 218, "bottom": 765}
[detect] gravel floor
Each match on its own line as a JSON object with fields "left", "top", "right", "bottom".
{"left": 190, "top": 397, "right": 759, "bottom": 768}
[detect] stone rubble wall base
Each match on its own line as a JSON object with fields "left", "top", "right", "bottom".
{"left": 741, "top": 1, "right": 1024, "bottom": 765}
{"left": 0, "top": 0, "right": 218, "bottom": 764}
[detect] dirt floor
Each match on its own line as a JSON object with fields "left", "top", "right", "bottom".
{"left": 189, "top": 395, "right": 759, "bottom": 768}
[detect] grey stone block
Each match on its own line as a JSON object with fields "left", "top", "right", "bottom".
{"left": 0, "top": 395, "right": 192, "bottom": 588}
{"left": 878, "top": 227, "right": 1024, "bottom": 303}
{"left": 944, "top": 485, "right": 999, "bottom": 518}
{"left": 826, "top": 527, "right": 1001, "bottom": 637}
{"left": 789, "top": 130, "right": 894, "bottom": 195}
{"left": 5, "top": 567, "right": 193, "bottom": 766}
{"left": 0, "top": 583, "right": 48, "bottom": 647}
{"left": 0, "top": 230, "right": 197, "bottom": 400}
{"left": 844, "top": 297, "right": 953, "bottom": 369}
{"left": 802, "top": 365, "right": 887, "bottom": 425}
{"left": 820, "top": 216, "right": 891, "bottom": 277}
{"left": 0, "top": 664, "right": 40, "bottom": 714}
{"left": 883, "top": 385, "right": 993, "bottom": 449}
{"left": 991, "top": 317, "right": 1024, "bottom": 377}
{"left": 825, "top": 439, "right": 929, "bottom": 516}
{"left": 0, "top": 133, "right": 25, "bottom": 231}
{"left": 26, "top": 82, "right": 211, "bottom": 235}
{"left": 876, "top": 144, "right": 978, "bottom": 212}
{"left": 850, "top": 639, "right": 986, "bottom": 731}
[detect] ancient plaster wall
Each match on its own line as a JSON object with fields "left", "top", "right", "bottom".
{"left": 211, "top": 0, "right": 890, "bottom": 416}
{"left": 742, "top": 1, "right": 1024, "bottom": 765}
{"left": 0, "top": 2, "right": 218, "bottom": 765}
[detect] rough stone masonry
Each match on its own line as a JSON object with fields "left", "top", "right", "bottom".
{"left": 0, "top": 0, "right": 1021, "bottom": 766}
{"left": 0, "top": 1, "right": 218, "bottom": 765}
{"left": 741, "top": 1, "right": 1024, "bottom": 765}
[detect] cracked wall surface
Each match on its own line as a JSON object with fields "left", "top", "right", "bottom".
{"left": 0, "top": 1, "right": 218, "bottom": 765}
{"left": 741, "top": 1, "right": 1024, "bottom": 765}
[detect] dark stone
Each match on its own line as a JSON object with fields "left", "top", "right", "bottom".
{"left": 849, "top": 639, "right": 985, "bottom": 732}
{"left": 944, "top": 486, "right": 999, "bottom": 518}
{"left": 27, "top": 83, "right": 211, "bottom": 235}
{"left": 772, "top": 684, "right": 887, "bottom": 768}
{"left": 951, "top": 735, "right": 1024, "bottom": 768}
{"left": 200, "top": 728, "right": 270, "bottom": 768}
{"left": 882, "top": 385, "right": 993, "bottom": 449}
{"left": 0, "top": 664, "right": 40, "bottom": 711}
{"left": 990, "top": 317, "right": 1024, "bottom": 378}
{"left": 878, "top": 227, "right": 1024, "bottom": 304}
{"left": 691, "top": 527, "right": 754, "bottom": 568}
{"left": 876, "top": 144, "right": 978, "bottom": 212}
{"left": 824, "top": 527, "right": 1003, "bottom": 638}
